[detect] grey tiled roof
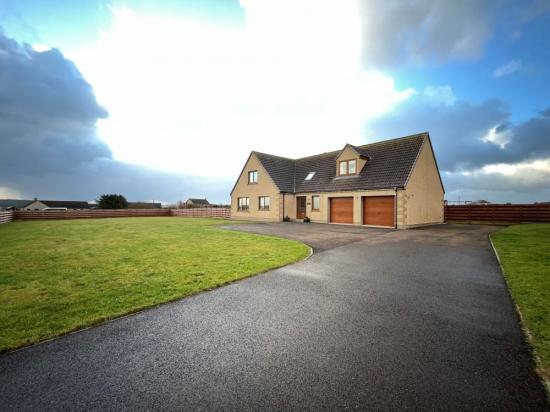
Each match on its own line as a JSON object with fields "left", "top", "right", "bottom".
{"left": 186, "top": 198, "right": 210, "bottom": 205}
{"left": 252, "top": 133, "right": 429, "bottom": 193}
{"left": 254, "top": 152, "right": 296, "bottom": 192}
{"left": 0, "top": 199, "right": 31, "bottom": 209}
{"left": 40, "top": 200, "right": 91, "bottom": 209}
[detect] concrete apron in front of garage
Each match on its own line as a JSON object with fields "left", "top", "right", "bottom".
{"left": 0, "top": 224, "right": 547, "bottom": 410}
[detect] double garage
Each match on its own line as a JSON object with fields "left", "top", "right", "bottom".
{"left": 329, "top": 196, "right": 395, "bottom": 227}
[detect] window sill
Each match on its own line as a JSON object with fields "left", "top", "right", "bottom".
{"left": 333, "top": 174, "right": 360, "bottom": 181}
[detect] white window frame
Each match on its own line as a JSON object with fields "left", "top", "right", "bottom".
{"left": 258, "top": 196, "right": 270, "bottom": 210}
{"left": 248, "top": 171, "right": 258, "bottom": 184}
{"left": 238, "top": 197, "right": 250, "bottom": 211}
{"left": 312, "top": 195, "right": 320, "bottom": 211}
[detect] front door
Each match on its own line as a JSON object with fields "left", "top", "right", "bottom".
{"left": 296, "top": 196, "right": 306, "bottom": 219}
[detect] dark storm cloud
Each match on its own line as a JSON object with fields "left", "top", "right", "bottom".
{"left": 367, "top": 93, "right": 550, "bottom": 172}
{"left": 0, "top": 31, "right": 111, "bottom": 174}
{"left": 367, "top": 93, "right": 550, "bottom": 202}
{"left": 0, "top": 31, "right": 231, "bottom": 202}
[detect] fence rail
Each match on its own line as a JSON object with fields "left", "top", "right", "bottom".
{"left": 171, "top": 208, "right": 231, "bottom": 219}
{"left": 444, "top": 204, "right": 550, "bottom": 223}
{"left": 0, "top": 210, "right": 14, "bottom": 225}
{"left": 12, "top": 208, "right": 232, "bottom": 221}
{"left": 14, "top": 209, "right": 170, "bottom": 220}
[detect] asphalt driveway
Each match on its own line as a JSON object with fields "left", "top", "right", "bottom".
{"left": 0, "top": 223, "right": 547, "bottom": 410}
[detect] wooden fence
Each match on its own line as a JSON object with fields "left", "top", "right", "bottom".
{"left": 12, "top": 208, "right": 231, "bottom": 221}
{"left": 171, "top": 208, "right": 231, "bottom": 219}
{"left": 14, "top": 209, "right": 170, "bottom": 220}
{"left": 0, "top": 210, "right": 14, "bottom": 225}
{"left": 444, "top": 204, "right": 550, "bottom": 223}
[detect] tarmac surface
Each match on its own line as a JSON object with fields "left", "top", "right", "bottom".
{"left": 0, "top": 223, "right": 547, "bottom": 410}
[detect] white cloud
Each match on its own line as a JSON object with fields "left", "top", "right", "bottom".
{"left": 31, "top": 43, "right": 51, "bottom": 52}
{"left": 422, "top": 86, "right": 455, "bottom": 106}
{"left": 0, "top": 186, "right": 21, "bottom": 198}
{"left": 482, "top": 158, "right": 550, "bottom": 176}
{"left": 69, "top": 2, "right": 414, "bottom": 178}
{"left": 493, "top": 59, "right": 522, "bottom": 78}
{"left": 482, "top": 126, "right": 511, "bottom": 148}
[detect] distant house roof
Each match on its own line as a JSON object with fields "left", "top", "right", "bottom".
{"left": 0, "top": 199, "right": 32, "bottom": 210}
{"left": 24, "top": 199, "right": 90, "bottom": 209}
{"left": 233, "top": 133, "right": 438, "bottom": 194}
{"left": 128, "top": 202, "right": 162, "bottom": 209}
{"left": 186, "top": 198, "right": 210, "bottom": 205}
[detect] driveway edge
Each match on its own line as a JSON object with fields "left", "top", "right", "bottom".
{"left": 489, "top": 234, "right": 550, "bottom": 398}
{"left": 1, "top": 243, "right": 314, "bottom": 357}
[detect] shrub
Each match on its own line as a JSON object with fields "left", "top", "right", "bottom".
{"left": 98, "top": 194, "right": 128, "bottom": 209}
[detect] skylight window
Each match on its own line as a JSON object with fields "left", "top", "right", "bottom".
{"left": 305, "top": 172, "right": 315, "bottom": 181}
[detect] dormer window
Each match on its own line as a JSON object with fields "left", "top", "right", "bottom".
{"left": 248, "top": 170, "right": 258, "bottom": 184}
{"left": 305, "top": 172, "right": 315, "bottom": 181}
{"left": 339, "top": 159, "right": 357, "bottom": 176}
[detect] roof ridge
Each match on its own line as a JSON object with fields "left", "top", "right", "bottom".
{"left": 252, "top": 151, "right": 295, "bottom": 161}
{"left": 253, "top": 132, "right": 428, "bottom": 162}
{"left": 356, "top": 132, "right": 428, "bottom": 150}
{"left": 295, "top": 150, "right": 340, "bottom": 161}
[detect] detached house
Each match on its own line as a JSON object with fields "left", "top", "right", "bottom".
{"left": 230, "top": 132, "right": 444, "bottom": 229}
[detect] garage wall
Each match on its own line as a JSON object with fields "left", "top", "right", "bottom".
{"left": 294, "top": 190, "right": 396, "bottom": 224}
{"left": 230, "top": 153, "right": 281, "bottom": 222}
{"left": 402, "top": 140, "right": 444, "bottom": 227}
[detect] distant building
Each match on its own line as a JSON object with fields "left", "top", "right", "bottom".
{"left": 21, "top": 199, "right": 90, "bottom": 210}
{"left": 184, "top": 198, "right": 210, "bottom": 208}
{"left": 128, "top": 202, "right": 162, "bottom": 209}
{"left": 0, "top": 199, "right": 32, "bottom": 211}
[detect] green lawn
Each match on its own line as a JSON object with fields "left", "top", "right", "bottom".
{"left": 491, "top": 223, "right": 550, "bottom": 383}
{"left": 0, "top": 217, "right": 309, "bottom": 352}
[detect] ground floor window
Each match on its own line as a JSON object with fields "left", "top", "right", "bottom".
{"left": 312, "top": 195, "right": 320, "bottom": 211}
{"left": 238, "top": 197, "right": 249, "bottom": 211}
{"left": 259, "top": 196, "right": 270, "bottom": 210}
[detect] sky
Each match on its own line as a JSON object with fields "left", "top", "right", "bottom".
{"left": 0, "top": 0, "right": 549, "bottom": 204}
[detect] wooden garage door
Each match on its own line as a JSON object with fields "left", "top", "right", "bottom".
{"left": 362, "top": 196, "right": 394, "bottom": 227}
{"left": 330, "top": 197, "right": 353, "bottom": 224}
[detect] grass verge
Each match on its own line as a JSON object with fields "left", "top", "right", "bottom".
{"left": 491, "top": 223, "right": 550, "bottom": 387}
{"left": 0, "top": 217, "right": 310, "bottom": 352}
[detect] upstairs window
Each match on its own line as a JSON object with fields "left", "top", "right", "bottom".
{"left": 238, "top": 197, "right": 249, "bottom": 211}
{"left": 248, "top": 170, "right": 258, "bottom": 184}
{"left": 259, "top": 196, "right": 270, "bottom": 210}
{"left": 348, "top": 159, "right": 357, "bottom": 174}
{"left": 305, "top": 172, "right": 316, "bottom": 181}
{"left": 339, "top": 161, "right": 347, "bottom": 175}
{"left": 339, "top": 159, "right": 357, "bottom": 176}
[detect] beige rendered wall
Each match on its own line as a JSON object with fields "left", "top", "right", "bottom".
{"left": 402, "top": 140, "right": 445, "bottom": 227}
{"left": 294, "top": 190, "right": 396, "bottom": 225}
{"left": 282, "top": 193, "right": 296, "bottom": 220}
{"left": 230, "top": 153, "right": 282, "bottom": 222}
